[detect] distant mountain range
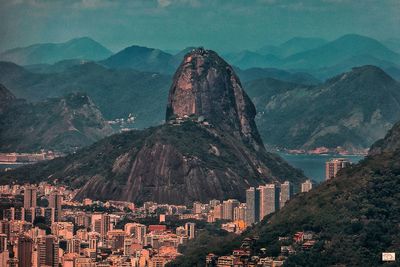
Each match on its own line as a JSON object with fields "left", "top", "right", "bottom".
{"left": 0, "top": 85, "right": 113, "bottom": 153}
{"left": 0, "top": 49, "right": 305, "bottom": 204}
{"left": 1, "top": 34, "right": 399, "bottom": 81}
{"left": 0, "top": 37, "right": 112, "bottom": 65}
{"left": 256, "top": 37, "right": 327, "bottom": 57}
{"left": 225, "top": 34, "right": 400, "bottom": 80}
{"left": 100, "top": 45, "right": 177, "bottom": 74}
{"left": 245, "top": 65, "right": 400, "bottom": 152}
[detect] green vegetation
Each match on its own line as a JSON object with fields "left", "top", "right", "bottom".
{"left": 0, "top": 91, "right": 113, "bottom": 153}
{"left": 169, "top": 123, "right": 400, "bottom": 266}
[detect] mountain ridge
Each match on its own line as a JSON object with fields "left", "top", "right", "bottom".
{"left": 0, "top": 37, "right": 112, "bottom": 65}
{"left": 246, "top": 65, "right": 400, "bottom": 152}
{"left": 0, "top": 88, "right": 113, "bottom": 153}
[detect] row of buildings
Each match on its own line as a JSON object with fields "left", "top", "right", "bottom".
{"left": 245, "top": 179, "right": 313, "bottom": 226}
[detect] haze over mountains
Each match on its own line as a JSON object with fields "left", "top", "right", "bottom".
{"left": 225, "top": 34, "right": 400, "bottom": 80}
{"left": 0, "top": 49, "right": 305, "bottom": 204}
{"left": 1, "top": 33, "right": 400, "bottom": 153}
{"left": 2, "top": 34, "right": 399, "bottom": 80}
{"left": 0, "top": 37, "right": 112, "bottom": 65}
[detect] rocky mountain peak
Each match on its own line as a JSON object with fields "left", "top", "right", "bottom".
{"left": 166, "top": 48, "right": 263, "bottom": 148}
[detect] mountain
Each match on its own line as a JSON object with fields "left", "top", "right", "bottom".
{"left": 0, "top": 89, "right": 113, "bottom": 153}
{"left": 166, "top": 49, "right": 264, "bottom": 149}
{"left": 100, "top": 45, "right": 175, "bottom": 74}
{"left": 282, "top": 34, "right": 400, "bottom": 70}
{"left": 245, "top": 65, "right": 400, "bottom": 152}
{"left": 0, "top": 48, "right": 305, "bottom": 205}
{"left": 368, "top": 121, "right": 400, "bottom": 156}
{"left": 0, "top": 84, "right": 16, "bottom": 113}
{"left": 171, "top": 111, "right": 400, "bottom": 267}
{"left": 24, "top": 59, "right": 92, "bottom": 74}
{"left": 235, "top": 67, "right": 320, "bottom": 85}
{"left": 257, "top": 37, "right": 327, "bottom": 57}
{"left": 383, "top": 38, "right": 400, "bottom": 53}
{"left": 0, "top": 37, "right": 112, "bottom": 65}
{"left": 312, "top": 54, "right": 400, "bottom": 80}
{"left": 0, "top": 61, "right": 171, "bottom": 128}
{"left": 223, "top": 35, "right": 400, "bottom": 81}
{"left": 223, "top": 50, "right": 280, "bottom": 69}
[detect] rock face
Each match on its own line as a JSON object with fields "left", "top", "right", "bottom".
{"left": 0, "top": 49, "right": 305, "bottom": 205}
{"left": 166, "top": 48, "right": 263, "bottom": 149}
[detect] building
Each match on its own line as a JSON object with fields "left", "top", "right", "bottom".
{"left": 0, "top": 234, "right": 7, "bottom": 252}
{"left": 301, "top": 179, "right": 313, "bottom": 193}
{"left": 23, "top": 187, "right": 37, "bottom": 209}
{"left": 280, "top": 181, "right": 293, "bottom": 208}
{"left": 245, "top": 187, "right": 260, "bottom": 225}
{"left": 7, "top": 257, "right": 19, "bottom": 267}
{"left": 325, "top": 158, "right": 351, "bottom": 180}
{"left": 213, "top": 204, "right": 223, "bottom": 220}
{"left": 38, "top": 235, "right": 59, "bottom": 267}
{"left": 17, "top": 235, "right": 33, "bottom": 267}
{"left": 222, "top": 199, "right": 240, "bottom": 221}
{"left": 233, "top": 204, "right": 246, "bottom": 222}
{"left": 49, "top": 192, "right": 63, "bottom": 222}
{"left": 44, "top": 208, "right": 55, "bottom": 226}
{"left": 192, "top": 202, "right": 203, "bottom": 214}
{"left": 209, "top": 199, "right": 220, "bottom": 207}
{"left": 184, "top": 222, "right": 196, "bottom": 239}
{"left": 259, "top": 184, "right": 280, "bottom": 220}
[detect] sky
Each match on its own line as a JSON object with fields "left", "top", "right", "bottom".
{"left": 0, "top": 0, "right": 399, "bottom": 53}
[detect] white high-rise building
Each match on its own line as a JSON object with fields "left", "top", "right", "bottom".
{"left": 259, "top": 184, "right": 280, "bottom": 220}
{"left": 301, "top": 179, "right": 313, "bottom": 193}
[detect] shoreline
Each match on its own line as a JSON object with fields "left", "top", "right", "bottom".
{"left": 274, "top": 151, "right": 368, "bottom": 157}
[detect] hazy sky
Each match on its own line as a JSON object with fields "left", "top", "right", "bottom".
{"left": 0, "top": 0, "right": 399, "bottom": 53}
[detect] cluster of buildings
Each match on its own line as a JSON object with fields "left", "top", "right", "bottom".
{"left": 0, "top": 158, "right": 352, "bottom": 267}
{"left": 245, "top": 179, "right": 313, "bottom": 226}
{"left": 0, "top": 183, "right": 197, "bottom": 267}
{"left": 0, "top": 178, "right": 315, "bottom": 267}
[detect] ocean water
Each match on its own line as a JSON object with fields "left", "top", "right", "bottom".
{"left": 278, "top": 153, "right": 364, "bottom": 183}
